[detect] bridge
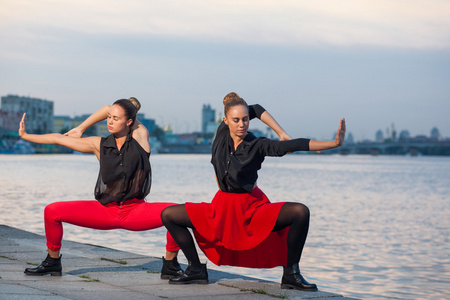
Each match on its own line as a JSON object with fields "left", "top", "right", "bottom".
{"left": 335, "top": 141, "right": 450, "bottom": 156}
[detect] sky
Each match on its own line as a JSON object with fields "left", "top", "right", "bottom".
{"left": 1, "top": 0, "right": 449, "bottom": 141}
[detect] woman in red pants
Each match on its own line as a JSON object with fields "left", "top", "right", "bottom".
{"left": 161, "top": 93, "right": 345, "bottom": 290}
{"left": 20, "top": 98, "right": 182, "bottom": 278}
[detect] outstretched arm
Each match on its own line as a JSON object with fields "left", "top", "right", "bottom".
{"left": 309, "top": 118, "right": 346, "bottom": 151}
{"left": 20, "top": 113, "right": 100, "bottom": 156}
{"left": 65, "top": 105, "right": 111, "bottom": 137}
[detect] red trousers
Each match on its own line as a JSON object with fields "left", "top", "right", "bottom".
{"left": 44, "top": 199, "right": 179, "bottom": 252}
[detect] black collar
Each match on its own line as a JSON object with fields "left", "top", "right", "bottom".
{"left": 227, "top": 131, "right": 256, "bottom": 152}
{"left": 103, "top": 131, "right": 133, "bottom": 149}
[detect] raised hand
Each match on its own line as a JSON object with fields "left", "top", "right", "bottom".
{"left": 18, "top": 113, "right": 27, "bottom": 137}
{"left": 335, "top": 118, "right": 346, "bottom": 146}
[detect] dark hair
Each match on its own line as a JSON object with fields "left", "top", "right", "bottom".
{"left": 113, "top": 99, "right": 137, "bottom": 126}
{"left": 224, "top": 97, "right": 248, "bottom": 117}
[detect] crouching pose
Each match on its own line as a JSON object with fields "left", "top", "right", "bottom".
{"left": 162, "top": 93, "right": 345, "bottom": 290}
{"left": 20, "top": 98, "right": 182, "bottom": 278}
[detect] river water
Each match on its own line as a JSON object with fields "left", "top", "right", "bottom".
{"left": 0, "top": 154, "right": 449, "bottom": 299}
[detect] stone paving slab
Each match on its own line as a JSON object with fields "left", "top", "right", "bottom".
{"left": 218, "top": 279, "right": 359, "bottom": 299}
{"left": 0, "top": 224, "right": 359, "bottom": 299}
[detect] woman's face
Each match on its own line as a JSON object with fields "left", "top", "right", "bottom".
{"left": 107, "top": 104, "right": 132, "bottom": 134}
{"left": 224, "top": 104, "right": 249, "bottom": 139}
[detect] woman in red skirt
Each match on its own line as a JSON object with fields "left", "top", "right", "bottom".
{"left": 162, "top": 93, "right": 346, "bottom": 290}
{"left": 19, "top": 98, "right": 182, "bottom": 278}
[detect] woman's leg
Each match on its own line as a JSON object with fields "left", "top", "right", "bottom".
{"left": 25, "top": 200, "right": 117, "bottom": 276}
{"left": 44, "top": 200, "right": 119, "bottom": 254}
{"left": 118, "top": 202, "right": 181, "bottom": 251}
{"left": 273, "top": 202, "right": 317, "bottom": 291}
{"left": 118, "top": 201, "right": 184, "bottom": 278}
{"left": 160, "top": 204, "right": 200, "bottom": 266}
{"left": 161, "top": 204, "right": 208, "bottom": 284}
{"left": 272, "top": 202, "right": 310, "bottom": 266}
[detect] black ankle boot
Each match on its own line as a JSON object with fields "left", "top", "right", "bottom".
{"left": 281, "top": 264, "right": 317, "bottom": 291}
{"left": 168, "top": 261, "right": 208, "bottom": 284}
{"left": 24, "top": 254, "right": 62, "bottom": 276}
{"left": 160, "top": 256, "right": 183, "bottom": 279}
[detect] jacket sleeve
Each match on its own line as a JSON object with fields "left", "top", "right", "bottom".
{"left": 248, "top": 104, "right": 266, "bottom": 120}
{"left": 257, "top": 137, "right": 311, "bottom": 157}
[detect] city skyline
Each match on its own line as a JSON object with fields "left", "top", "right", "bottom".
{"left": 1, "top": 1, "right": 449, "bottom": 141}
{"left": 1, "top": 93, "right": 445, "bottom": 142}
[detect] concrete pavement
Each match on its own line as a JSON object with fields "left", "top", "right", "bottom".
{"left": 0, "top": 224, "right": 358, "bottom": 299}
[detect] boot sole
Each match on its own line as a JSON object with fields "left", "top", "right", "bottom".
{"left": 24, "top": 271, "right": 62, "bottom": 276}
{"left": 169, "top": 279, "right": 209, "bottom": 285}
{"left": 161, "top": 274, "right": 183, "bottom": 279}
{"left": 281, "top": 283, "right": 317, "bottom": 291}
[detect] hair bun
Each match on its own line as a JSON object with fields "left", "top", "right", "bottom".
{"left": 128, "top": 97, "right": 141, "bottom": 112}
{"left": 223, "top": 92, "right": 240, "bottom": 105}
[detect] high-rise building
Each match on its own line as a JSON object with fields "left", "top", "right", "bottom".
{"left": 1, "top": 94, "right": 54, "bottom": 134}
{"left": 202, "top": 104, "right": 216, "bottom": 135}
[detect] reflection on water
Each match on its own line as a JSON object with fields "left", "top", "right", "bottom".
{"left": 0, "top": 154, "right": 449, "bottom": 299}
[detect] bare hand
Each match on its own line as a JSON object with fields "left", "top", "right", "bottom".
{"left": 334, "top": 118, "right": 346, "bottom": 146}
{"left": 64, "top": 127, "right": 83, "bottom": 138}
{"left": 18, "top": 113, "right": 27, "bottom": 137}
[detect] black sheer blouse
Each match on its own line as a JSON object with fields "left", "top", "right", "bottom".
{"left": 95, "top": 131, "right": 151, "bottom": 205}
{"left": 211, "top": 104, "right": 310, "bottom": 193}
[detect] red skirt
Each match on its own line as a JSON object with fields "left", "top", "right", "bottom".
{"left": 185, "top": 187, "right": 288, "bottom": 268}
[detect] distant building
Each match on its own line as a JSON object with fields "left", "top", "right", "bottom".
{"left": 345, "top": 132, "right": 355, "bottom": 144}
{"left": 375, "top": 130, "right": 384, "bottom": 143}
{"left": 391, "top": 123, "right": 397, "bottom": 141}
{"left": 137, "top": 113, "right": 157, "bottom": 134}
{"left": 399, "top": 130, "right": 410, "bottom": 141}
{"left": 202, "top": 104, "right": 217, "bottom": 135}
{"left": 53, "top": 115, "right": 72, "bottom": 134}
{"left": 1, "top": 94, "right": 54, "bottom": 134}
{"left": 69, "top": 115, "right": 97, "bottom": 136}
{"left": 95, "top": 121, "right": 108, "bottom": 137}
{"left": 164, "top": 124, "right": 173, "bottom": 135}
{"left": 54, "top": 114, "right": 107, "bottom": 137}
{"left": 431, "top": 127, "right": 440, "bottom": 140}
{"left": 57, "top": 112, "right": 155, "bottom": 138}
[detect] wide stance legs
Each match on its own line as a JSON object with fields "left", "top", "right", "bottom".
{"left": 161, "top": 202, "right": 316, "bottom": 290}
{"left": 25, "top": 200, "right": 181, "bottom": 276}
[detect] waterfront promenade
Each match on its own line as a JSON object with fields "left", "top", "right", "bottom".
{"left": 0, "top": 224, "right": 357, "bottom": 299}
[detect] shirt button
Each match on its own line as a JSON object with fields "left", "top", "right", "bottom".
{"left": 230, "top": 152, "right": 233, "bottom": 155}
{"left": 227, "top": 160, "right": 230, "bottom": 164}
{"left": 225, "top": 170, "right": 228, "bottom": 175}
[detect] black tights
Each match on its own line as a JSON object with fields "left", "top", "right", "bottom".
{"left": 161, "top": 205, "right": 201, "bottom": 266}
{"left": 272, "top": 202, "right": 310, "bottom": 266}
{"left": 161, "top": 202, "right": 310, "bottom": 267}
